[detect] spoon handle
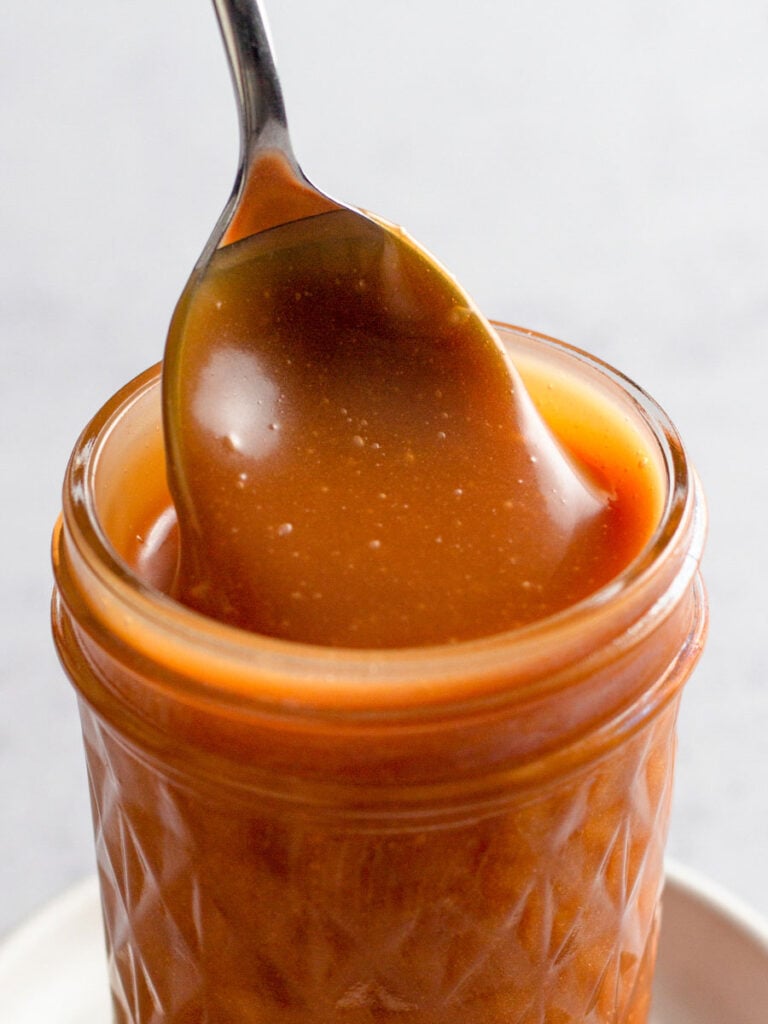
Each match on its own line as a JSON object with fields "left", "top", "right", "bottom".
{"left": 211, "top": 0, "right": 296, "bottom": 164}
{"left": 208, "top": 0, "right": 341, "bottom": 249}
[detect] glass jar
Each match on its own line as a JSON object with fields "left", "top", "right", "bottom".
{"left": 51, "top": 324, "right": 707, "bottom": 1024}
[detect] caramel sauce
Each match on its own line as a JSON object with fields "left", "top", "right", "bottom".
{"left": 162, "top": 209, "right": 649, "bottom": 646}
{"left": 157, "top": 291, "right": 661, "bottom": 647}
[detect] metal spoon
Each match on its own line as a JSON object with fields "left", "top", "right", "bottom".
{"left": 162, "top": 0, "right": 612, "bottom": 647}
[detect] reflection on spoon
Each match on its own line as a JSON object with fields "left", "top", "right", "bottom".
{"left": 193, "top": 348, "right": 282, "bottom": 463}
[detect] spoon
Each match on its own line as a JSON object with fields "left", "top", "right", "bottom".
{"left": 162, "top": 0, "right": 616, "bottom": 647}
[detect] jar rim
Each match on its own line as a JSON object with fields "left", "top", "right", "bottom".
{"left": 56, "top": 323, "right": 705, "bottom": 716}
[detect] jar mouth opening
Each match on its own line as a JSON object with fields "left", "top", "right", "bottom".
{"left": 58, "top": 323, "right": 704, "bottom": 712}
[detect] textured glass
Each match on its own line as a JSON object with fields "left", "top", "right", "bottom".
{"left": 81, "top": 694, "right": 678, "bottom": 1024}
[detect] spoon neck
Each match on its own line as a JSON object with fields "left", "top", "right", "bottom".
{"left": 212, "top": 0, "right": 297, "bottom": 161}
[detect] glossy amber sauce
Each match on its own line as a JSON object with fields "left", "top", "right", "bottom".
{"left": 162, "top": 217, "right": 661, "bottom": 648}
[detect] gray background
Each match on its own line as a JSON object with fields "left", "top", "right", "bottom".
{"left": 2, "top": 0, "right": 767, "bottom": 938}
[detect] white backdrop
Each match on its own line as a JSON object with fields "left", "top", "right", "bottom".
{"left": 2, "top": 0, "right": 767, "bottom": 935}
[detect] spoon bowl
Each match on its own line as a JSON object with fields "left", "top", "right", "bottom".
{"left": 163, "top": 0, "right": 618, "bottom": 647}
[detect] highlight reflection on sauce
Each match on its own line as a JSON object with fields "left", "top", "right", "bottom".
{"left": 194, "top": 349, "right": 283, "bottom": 462}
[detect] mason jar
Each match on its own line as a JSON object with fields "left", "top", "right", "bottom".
{"left": 51, "top": 324, "right": 707, "bottom": 1024}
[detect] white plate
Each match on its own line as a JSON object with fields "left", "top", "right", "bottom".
{"left": 651, "top": 864, "right": 768, "bottom": 1023}
{"left": 2, "top": 863, "right": 767, "bottom": 1023}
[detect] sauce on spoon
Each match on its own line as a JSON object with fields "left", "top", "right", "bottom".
{"left": 164, "top": 199, "right": 634, "bottom": 647}
{"left": 162, "top": 1, "right": 633, "bottom": 647}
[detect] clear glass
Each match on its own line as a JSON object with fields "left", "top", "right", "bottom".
{"left": 52, "top": 324, "right": 707, "bottom": 1024}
